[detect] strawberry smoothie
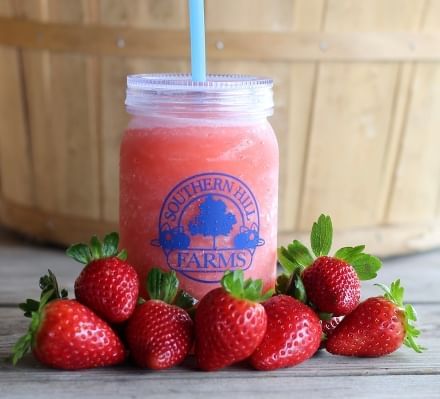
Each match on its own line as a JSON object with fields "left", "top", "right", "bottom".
{"left": 120, "top": 74, "right": 278, "bottom": 299}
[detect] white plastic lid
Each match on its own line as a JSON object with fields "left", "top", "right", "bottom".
{"left": 125, "top": 74, "right": 274, "bottom": 119}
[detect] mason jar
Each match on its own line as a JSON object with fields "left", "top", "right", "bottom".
{"left": 120, "top": 74, "right": 278, "bottom": 299}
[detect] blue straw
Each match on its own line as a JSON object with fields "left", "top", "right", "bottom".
{"left": 188, "top": 0, "right": 206, "bottom": 82}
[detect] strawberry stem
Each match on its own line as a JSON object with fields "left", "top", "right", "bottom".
{"left": 66, "top": 232, "right": 126, "bottom": 264}
{"left": 221, "top": 270, "right": 273, "bottom": 302}
{"left": 146, "top": 268, "right": 179, "bottom": 304}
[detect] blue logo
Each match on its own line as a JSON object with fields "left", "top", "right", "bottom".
{"left": 151, "top": 172, "right": 264, "bottom": 283}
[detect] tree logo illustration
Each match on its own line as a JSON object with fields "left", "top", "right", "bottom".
{"left": 188, "top": 195, "right": 237, "bottom": 249}
{"left": 153, "top": 173, "right": 264, "bottom": 283}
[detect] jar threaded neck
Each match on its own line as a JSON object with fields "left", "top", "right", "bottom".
{"left": 125, "top": 74, "right": 274, "bottom": 120}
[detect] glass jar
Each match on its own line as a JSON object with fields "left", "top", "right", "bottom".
{"left": 120, "top": 74, "right": 278, "bottom": 299}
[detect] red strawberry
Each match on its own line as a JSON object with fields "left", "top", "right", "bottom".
{"left": 195, "top": 270, "right": 272, "bottom": 371}
{"left": 125, "top": 268, "right": 194, "bottom": 369}
{"left": 11, "top": 270, "right": 125, "bottom": 369}
{"left": 326, "top": 279, "right": 424, "bottom": 357}
{"left": 67, "top": 232, "right": 139, "bottom": 323}
{"left": 250, "top": 295, "right": 321, "bottom": 370}
{"left": 278, "top": 214, "right": 381, "bottom": 316}
{"left": 302, "top": 256, "right": 360, "bottom": 315}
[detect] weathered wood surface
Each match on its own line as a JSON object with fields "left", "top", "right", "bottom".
{"left": 1, "top": 303, "right": 438, "bottom": 375}
{"left": 0, "top": 234, "right": 439, "bottom": 398}
{"left": 1, "top": 238, "right": 439, "bottom": 304}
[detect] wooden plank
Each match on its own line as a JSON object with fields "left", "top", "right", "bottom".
{"left": 99, "top": 0, "right": 187, "bottom": 29}
{"left": 377, "top": 63, "right": 415, "bottom": 221}
{"left": 0, "top": 0, "right": 12, "bottom": 16}
{"left": 433, "top": 0, "right": 440, "bottom": 222}
{"left": 44, "top": 51, "right": 101, "bottom": 218}
{"left": 0, "top": 234, "right": 439, "bottom": 304}
{"left": 2, "top": 303, "right": 439, "bottom": 371}
{"left": 18, "top": 2, "right": 101, "bottom": 220}
{"left": 298, "top": 0, "right": 426, "bottom": 230}
{"left": 280, "top": 63, "right": 317, "bottom": 231}
{"left": 0, "top": 51, "right": 34, "bottom": 206}
{"left": 205, "top": 0, "right": 295, "bottom": 31}
{"left": 386, "top": 63, "right": 440, "bottom": 223}
{"left": 387, "top": 0, "right": 440, "bottom": 224}
{"left": 47, "top": 0, "right": 100, "bottom": 220}
{"left": 1, "top": 373, "right": 439, "bottom": 399}
{"left": 0, "top": 304, "right": 438, "bottom": 399}
{"left": 298, "top": 62, "right": 400, "bottom": 229}
{"left": 0, "top": 1, "right": 34, "bottom": 207}
{"left": 281, "top": 0, "right": 325, "bottom": 231}
{"left": 0, "top": 198, "right": 117, "bottom": 247}
{"left": 3, "top": 17, "right": 440, "bottom": 61}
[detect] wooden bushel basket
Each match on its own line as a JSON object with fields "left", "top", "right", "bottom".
{"left": 1, "top": 0, "right": 440, "bottom": 256}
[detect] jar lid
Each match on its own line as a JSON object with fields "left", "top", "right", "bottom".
{"left": 125, "top": 74, "right": 274, "bottom": 119}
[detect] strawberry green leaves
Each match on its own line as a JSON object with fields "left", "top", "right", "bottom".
{"left": 147, "top": 268, "right": 179, "bottom": 304}
{"left": 66, "top": 232, "right": 127, "bottom": 264}
{"left": 173, "top": 290, "right": 198, "bottom": 311}
{"left": 335, "top": 246, "right": 381, "bottom": 281}
{"left": 275, "top": 272, "right": 308, "bottom": 304}
{"left": 66, "top": 244, "right": 91, "bottom": 264}
{"left": 39, "top": 269, "right": 68, "bottom": 301}
{"left": 375, "top": 279, "right": 424, "bottom": 353}
{"left": 19, "top": 269, "right": 68, "bottom": 318}
{"left": 102, "top": 232, "right": 119, "bottom": 257}
{"left": 277, "top": 240, "right": 313, "bottom": 275}
{"left": 277, "top": 247, "right": 301, "bottom": 274}
{"left": 12, "top": 270, "right": 68, "bottom": 365}
{"left": 146, "top": 268, "right": 197, "bottom": 309}
{"left": 279, "top": 214, "right": 381, "bottom": 282}
{"left": 311, "top": 214, "right": 333, "bottom": 257}
{"left": 278, "top": 214, "right": 333, "bottom": 275}
{"left": 334, "top": 245, "right": 365, "bottom": 261}
{"left": 221, "top": 270, "right": 273, "bottom": 302}
{"left": 287, "top": 241, "right": 314, "bottom": 268}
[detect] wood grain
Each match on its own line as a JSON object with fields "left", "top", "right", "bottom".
{"left": 386, "top": 0, "right": 440, "bottom": 224}
{"left": 3, "top": 303, "right": 438, "bottom": 372}
{"left": 0, "top": 0, "right": 34, "bottom": 208}
{"left": 0, "top": 234, "right": 439, "bottom": 398}
{"left": 22, "top": 2, "right": 101, "bottom": 219}
{"left": 0, "top": 373, "right": 438, "bottom": 399}
{"left": 3, "top": 17, "right": 440, "bottom": 60}
{"left": 298, "top": 0, "right": 426, "bottom": 230}
{"left": 0, "top": 303, "right": 438, "bottom": 398}
{"left": 0, "top": 199, "right": 116, "bottom": 248}
{"left": 280, "top": 0, "right": 325, "bottom": 231}
{"left": 1, "top": 1, "right": 440, "bottom": 254}
{"left": 1, "top": 234, "right": 439, "bottom": 304}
